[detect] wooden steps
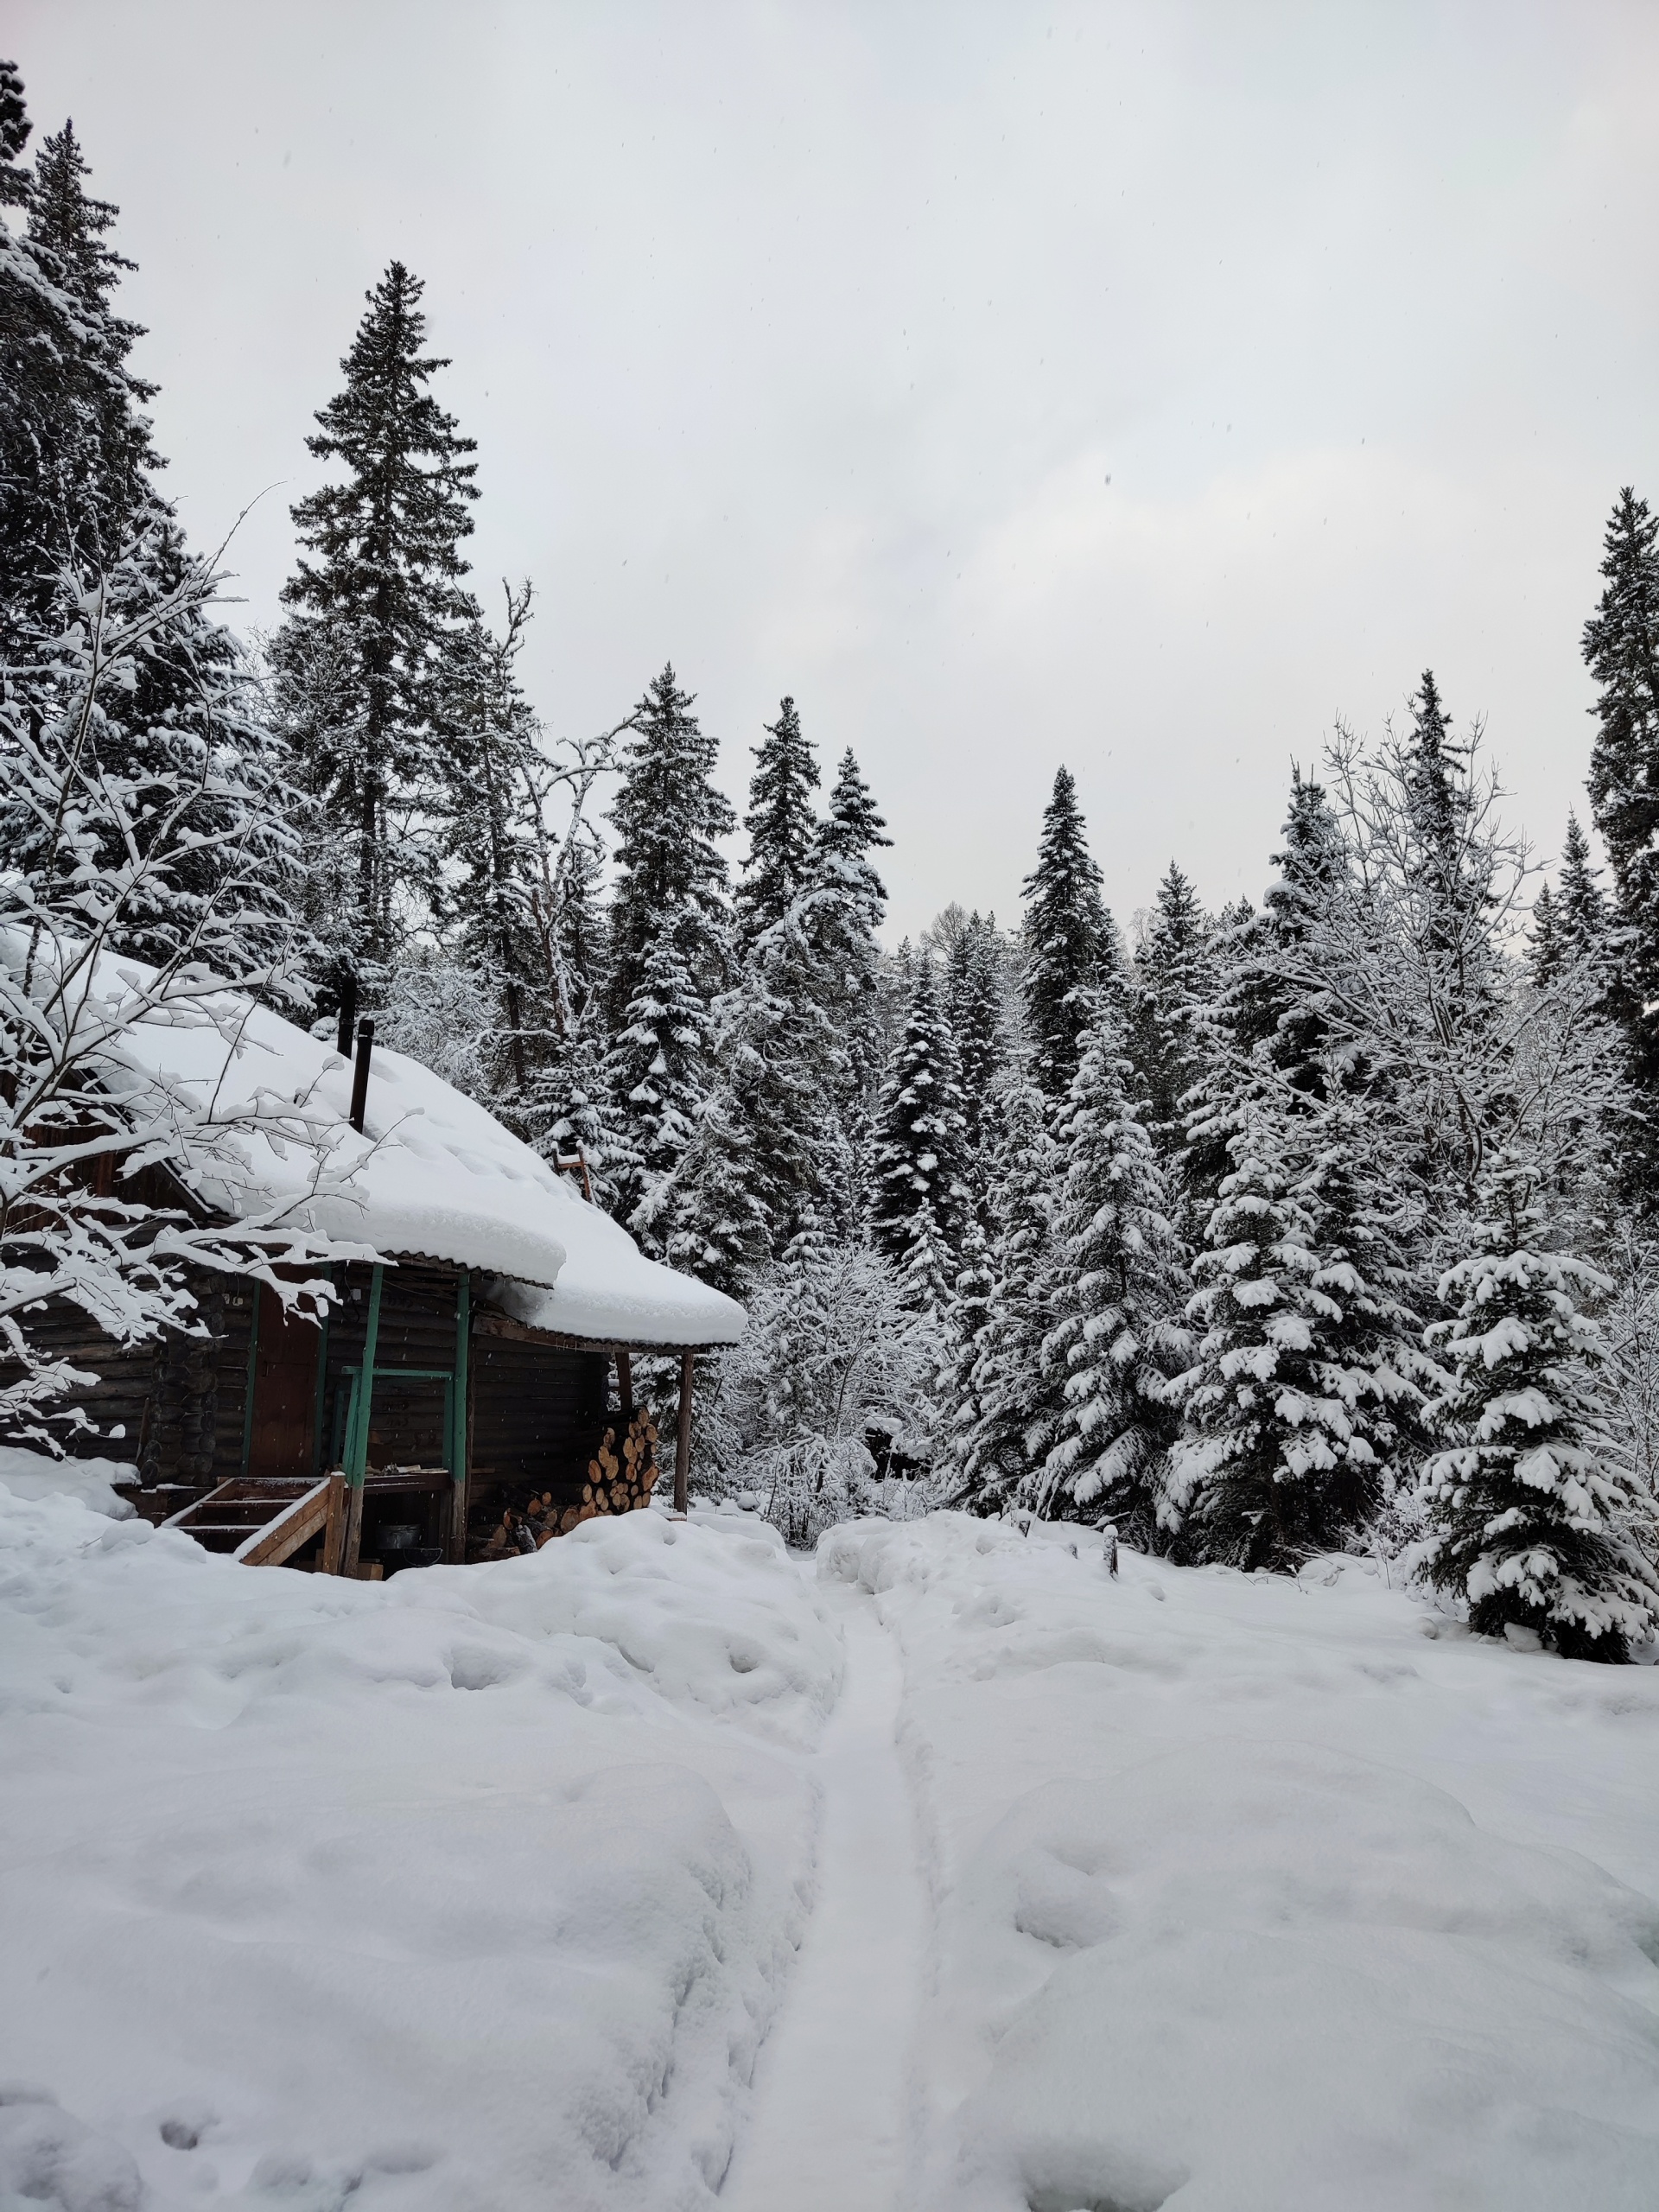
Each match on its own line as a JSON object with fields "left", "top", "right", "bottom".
{"left": 162, "top": 1474, "right": 345, "bottom": 1570}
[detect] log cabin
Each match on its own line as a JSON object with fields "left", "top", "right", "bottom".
{"left": 6, "top": 982, "right": 744, "bottom": 1575}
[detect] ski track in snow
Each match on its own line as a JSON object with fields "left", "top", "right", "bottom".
{"left": 722, "top": 1578, "right": 925, "bottom": 2211}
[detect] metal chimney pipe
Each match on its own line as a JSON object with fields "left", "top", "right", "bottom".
{"left": 348, "top": 1017, "right": 374, "bottom": 1133}
{"left": 334, "top": 972, "right": 358, "bottom": 1059}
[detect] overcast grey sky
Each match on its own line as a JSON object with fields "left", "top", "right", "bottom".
{"left": 12, "top": 2, "right": 1659, "bottom": 938}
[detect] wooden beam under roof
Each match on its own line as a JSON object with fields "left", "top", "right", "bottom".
{"left": 469, "top": 1306, "right": 731, "bottom": 1357}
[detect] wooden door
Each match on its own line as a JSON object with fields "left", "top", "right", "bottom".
{"left": 247, "top": 1285, "right": 320, "bottom": 1480}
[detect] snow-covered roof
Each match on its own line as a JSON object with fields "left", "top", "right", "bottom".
{"left": 22, "top": 943, "right": 744, "bottom": 1348}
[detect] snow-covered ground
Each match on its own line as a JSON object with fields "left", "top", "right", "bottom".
{"left": 0, "top": 1467, "right": 838, "bottom": 2212}
{"left": 823, "top": 1516, "right": 1659, "bottom": 2212}
{"left": 5, "top": 1467, "right": 1659, "bottom": 2211}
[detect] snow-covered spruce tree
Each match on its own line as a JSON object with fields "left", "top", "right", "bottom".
{"left": 1181, "top": 772, "right": 1352, "bottom": 1236}
{"left": 1124, "top": 862, "right": 1215, "bottom": 1152}
{"left": 1021, "top": 766, "right": 1118, "bottom": 1103}
{"left": 0, "top": 101, "right": 303, "bottom": 977}
{"left": 939, "top": 1216, "right": 997, "bottom": 1486}
{"left": 1230, "top": 768, "right": 1349, "bottom": 1094}
{"left": 1584, "top": 488, "right": 1659, "bottom": 1181}
{"left": 873, "top": 955, "right": 971, "bottom": 1318}
{"left": 682, "top": 695, "right": 842, "bottom": 1268}
{"left": 803, "top": 748, "right": 892, "bottom": 1232}
{"left": 602, "top": 665, "right": 734, "bottom": 1243}
{"left": 1421, "top": 1155, "right": 1659, "bottom": 1661}
{"left": 1166, "top": 1098, "right": 1433, "bottom": 1571}
{"left": 1554, "top": 814, "right": 1609, "bottom": 968}
{"left": 0, "top": 102, "right": 162, "bottom": 656}
{"left": 0, "top": 562, "right": 362, "bottom": 1446}
{"left": 736, "top": 696, "right": 818, "bottom": 942}
{"left": 274, "top": 261, "right": 480, "bottom": 998}
{"left": 942, "top": 1077, "right": 1061, "bottom": 1515}
{"left": 1035, "top": 1019, "right": 1191, "bottom": 1541}
{"left": 1599, "top": 1219, "right": 1659, "bottom": 1503}
{"left": 944, "top": 910, "right": 1012, "bottom": 1211}
{"left": 424, "top": 582, "right": 550, "bottom": 1125}
{"left": 645, "top": 1038, "right": 772, "bottom": 1296}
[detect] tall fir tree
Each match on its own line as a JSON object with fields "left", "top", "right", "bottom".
{"left": 1583, "top": 493, "right": 1659, "bottom": 1201}
{"left": 945, "top": 911, "right": 1010, "bottom": 1209}
{"left": 1421, "top": 1155, "right": 1659, "bottom": 1661}
{"left": 0, "top": 92, "right": 304, "bottom": 976}
{"left": 1021, "top": 766, "right": 1116, "bottom": 1102}
{"left": 1532, "top": 814, "right": 1610, "bottom": 985}
{"left": 1124, "top": 863, "right": 1213, "bottom": 1147}
{"left": 804, "top": 748, "right": 892, "bottom": 1231}
{"left": 1037, "top": 1018, "right": 1190, "bottom": 1542}
{"left": 872, "top": 956, "right": 970, "bottom": 1315}
{"left": 684, "top": 692, "right": 840, "bottom": 1264}
{"left": 1184, "top": 771, "right": 1353, "bottom": 1226}
{"left": 429, "top": 583, "right": 549, "bottom": 1120}
{"left": 602, "top": 665, "right": 734, "bottom": 1242}
{"left": 1232, "top": 768, "right": 1347, "bottom": 1091}
{"left": 736, "top": 696, "right": 819, "bottom": 941}
{"left": 0, "top": 110, "right": 162, "bottom": 652}
{"left": 275, "top": 261, "right": 480, "bottom": 991}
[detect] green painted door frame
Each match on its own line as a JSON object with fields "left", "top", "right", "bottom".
{"left": 345, "top": 1263, "right": 385, "bottom": 1486}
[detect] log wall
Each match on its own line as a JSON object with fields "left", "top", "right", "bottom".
{"left": 3, "top": 1255, "right": 617, "bottom": 1530}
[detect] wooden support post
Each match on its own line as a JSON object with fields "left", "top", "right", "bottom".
{"left": 342, "top": 1263, "right": 383, "bottom": 1576}
{"left": 238, "top": 1283, "right": 262, "bottom": 1478}
{"left": 448, "top": 1268, "right": 470, "bottom": 1562}
{"left": 616, "top": 1348, "right": 633, "bottom": 1425}
{"left": 321, "top": 1471, "right": 346, "bottom": 1575}
{"left": 674, "top": 1349, "right": 694, "bottom": 1516}
{"left": 311, "top": 1282, "right": 331, "bottom": 1477}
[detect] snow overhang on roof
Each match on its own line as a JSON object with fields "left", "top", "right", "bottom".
{"left": 26, "top": 944, "right": 745, "bottom": 1345}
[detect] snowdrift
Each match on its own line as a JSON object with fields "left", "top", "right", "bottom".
{"left": 0, "top": 1470, "right": 836, "bottom": 2212}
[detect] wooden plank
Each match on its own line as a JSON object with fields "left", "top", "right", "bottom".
{"left": 237, "top": 1477, "right": 335, "bottom": 1567}
{"left": 161, "top": 1478, "right": 238, "bottom": 1530}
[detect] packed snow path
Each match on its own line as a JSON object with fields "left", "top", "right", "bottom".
{"left": 722, "top": 1580, "right": 925, "bottom": 2211}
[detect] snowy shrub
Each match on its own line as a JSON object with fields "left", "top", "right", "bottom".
{"left": 715, "top": 1243, "right": 943, "bottom": 1545}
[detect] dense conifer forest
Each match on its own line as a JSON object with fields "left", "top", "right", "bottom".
{"left": 6, "top": 59, "right": 1659, "bottom": 1659}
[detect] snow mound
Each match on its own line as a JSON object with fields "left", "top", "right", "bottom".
{"left": 0, "top": 1446, "right": 136, "bottom": 1519}
{"left": 0, "top": 1472, "right": 838, "bottom": 2211}
{"left": 821, "top": 1513, "right": 1659, "bottom": 2212}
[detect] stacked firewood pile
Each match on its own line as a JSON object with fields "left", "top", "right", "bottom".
{"left": 475, "top": 1410, "right": 660, "bottom": 1557}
